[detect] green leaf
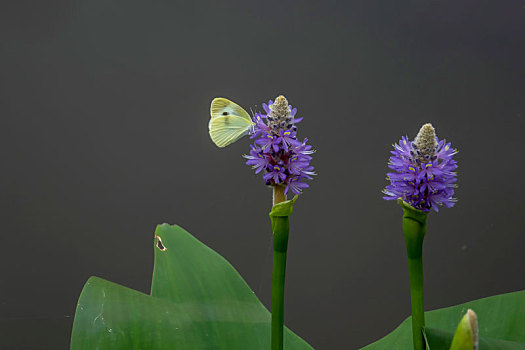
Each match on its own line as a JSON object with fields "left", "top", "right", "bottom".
{"left": 362, "top": 291, "right": 525, "bottom": 350}
{"left": 71, "top": 224, "right": 313, "bottom": 350}
{"left": 269, "top": 195, "right": 298, "bottom": 217}
{"left": 428, "top": 327, "right": 525, "bottom": 350}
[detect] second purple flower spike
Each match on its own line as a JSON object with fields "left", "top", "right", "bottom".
{"left": 383, "top": 123, "right": 458, "bottom": 212}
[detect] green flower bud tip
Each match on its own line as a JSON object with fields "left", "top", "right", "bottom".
{"left": 450, "top": 309, "right": 479, "bottom": 350}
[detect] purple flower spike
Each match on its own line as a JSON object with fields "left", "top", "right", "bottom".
{"left": 244, "top": 95, "right": 315, "bottom": 195}
{"left": 382, "top": 123, "right": 458, "bottom": 212}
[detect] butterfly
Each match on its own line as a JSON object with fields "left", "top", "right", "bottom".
{"left": 209, "top": 97, "right": 255, "bottom": 148}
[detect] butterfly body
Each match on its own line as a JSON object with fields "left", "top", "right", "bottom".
{"left": 209, "top": 98, "right": 254, "bottom": 148}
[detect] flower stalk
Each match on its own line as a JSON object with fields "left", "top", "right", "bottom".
{"left": 383, "top": 123, "right": 458, "bottom": 349}
{"left": 399, "top": 199, "right": 428, "bottom": 350}
{"left": 270, "top": 193, "right": 297, "bottom": 350}
{"left": 273, "top": 185, "right": 287, "bottom": 206}
{"left": 211, "top": 95, "right": 313, "bottom": 349}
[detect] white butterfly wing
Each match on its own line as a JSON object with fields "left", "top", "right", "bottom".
{"left": 209, "top": 115, "right": 253, "bottom": 147}
{"left": 208, "top": 97, "right": 254, "bottom": 147}
{"left": 210, "top": 98, "right": 252, "bottom": 121}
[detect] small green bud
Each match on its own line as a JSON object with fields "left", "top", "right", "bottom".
{"left": 450, "top": 309, "right": 479, "bottom": 350}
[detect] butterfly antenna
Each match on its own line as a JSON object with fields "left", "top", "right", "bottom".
{"left": 249, "top": 106, "right": 257, "bottom": 135}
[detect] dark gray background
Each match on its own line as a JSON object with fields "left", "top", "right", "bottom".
{"left": 1, "top": 0, "right": 524, "bottom": 349}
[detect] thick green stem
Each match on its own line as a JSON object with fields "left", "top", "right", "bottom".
{"left": 407, "top": 257, "right": 425, "bottom": 350}
{"left": 398, "top": 199, "right": 428, "bottom": 350}
{"left": 271, "top": 244, "right": 287, "bottom": 350}
{"left": 269, "top": 191, "right": 295, "bottom": 350}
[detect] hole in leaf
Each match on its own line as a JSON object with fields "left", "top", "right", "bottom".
{"left": 155, "top": 235, "right": 167, "bottom": 251}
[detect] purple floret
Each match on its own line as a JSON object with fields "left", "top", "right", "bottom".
{"left": 382, "top": 124, "right": 458, "bottom": 212}
{"left": 243, "top": 96, "right": 315, "bottom": 195}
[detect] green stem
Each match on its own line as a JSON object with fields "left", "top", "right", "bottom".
{"left": 398, "top": 199, "right": 428, "bottom": 350}
{"left": 270, "top": 189, "right": 295, "bottom": 350}
{"left": 271, "top": 242, "right": 287, "bottom": 350}
{"left": 407, "top": 257, "right": 425, "bottom": 350}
